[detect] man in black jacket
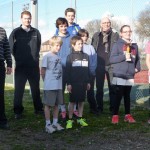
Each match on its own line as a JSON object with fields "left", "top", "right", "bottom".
{"left": 9, "top": 11, "right": 43, "bottom": 119}
{"left": 91, "top": 17, "right": 119, "bottom": 114}
{"left": 0, "top": 27, "right": 12, "bottom": 129}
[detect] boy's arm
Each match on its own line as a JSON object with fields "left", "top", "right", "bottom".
{"left": 41, "top": 67, "right": 46, "bottom": 80}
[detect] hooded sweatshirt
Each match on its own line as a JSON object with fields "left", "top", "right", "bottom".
{"left": 56, "top": 32, "right": 73, "bottom": 67}
{"left": 109, "top": 38, "right": 141, "bottom": 79}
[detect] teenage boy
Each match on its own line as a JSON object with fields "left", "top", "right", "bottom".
{"left": 78, "top": 29, "right": 98, "bottom": 115}
{"left": 55, "top": 8, "right": 81, "bottom": 36}
{"left": 0, "top": 27, "right": 12, "bottom": 129}
{"left": 55, "top": 17, "right": 72, "bottom": 120}
{"left": 41, "top": 36, "right": 64, "bottom": 133}
{"left": 9, "top": 11, "right": 43, "bottom": 119}
{"left": 66, "top": 36, "right": 90, "bottom": 129}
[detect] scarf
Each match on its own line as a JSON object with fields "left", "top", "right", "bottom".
{"left": 102, "top": 28, "right": 112, "bottom": 53}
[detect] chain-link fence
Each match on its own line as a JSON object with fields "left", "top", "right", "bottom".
{"left": 0, "top": 0, "right": 150, "bottom": 106}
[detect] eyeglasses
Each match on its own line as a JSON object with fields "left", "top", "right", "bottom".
{"left": 101, "top": 22, "right": 111, "bottom": 25}
{"left": 122, "top": 31, "right": 132, "bottom": 33}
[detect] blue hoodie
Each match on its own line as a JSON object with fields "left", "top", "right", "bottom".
{"left": 55, "top": 23, "right": 81, "bottom": 36}
{"left": 56, "top": 32, "right": 73, "bottom": 67}
{"left": 82, "top": 43, "right": 97, "bottom": 76}
{"left": 109, "top": 38, "right": 141, "bottom": 79}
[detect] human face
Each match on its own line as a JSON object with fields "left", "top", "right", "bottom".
{"left": 21, "top": 14, "right": 31, "bottom": 27}
{"left": 120, "top": 26, "right": 132, "bottom": 41}
{"left": 72, "top": 40, "right": 83, "bottom": 51}
{"left": 81, "top": 34, "right": 88, "bottom": 44}
{"left": 65, "top": 12, "right": 75, "bottom": 25}
{"left": 58, "top": 24, "right": 68, "bottom": 35}
{"left": 51, "top": 43, "right": 61, "bottom": 54}
{"left": 100, "top": 17, "right": 111, "bottom": 32}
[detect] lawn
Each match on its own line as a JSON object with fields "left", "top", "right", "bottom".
{"left": 0, "top": 86, "right": 150, "bottom": 150}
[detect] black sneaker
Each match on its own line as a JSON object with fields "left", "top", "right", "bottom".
{"left": 0, "top": 123, "right": 9, "bottom": 130}
{"left": 90, "top": 109, "right": 99, "bottom": 115}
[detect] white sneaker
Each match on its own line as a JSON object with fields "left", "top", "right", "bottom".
{"left": 53, "top": 123, "right": 64, "bottom": 131}
{"left": 45, "top": 125, "right": 56, "bottom": 133}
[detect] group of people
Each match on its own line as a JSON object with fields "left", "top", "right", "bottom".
{"left": 0, "top": 8, "right": 150, "bottom": 132}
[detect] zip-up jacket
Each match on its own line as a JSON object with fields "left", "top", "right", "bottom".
{"left": 55, "top": 32, "right": 73, "bottom": 67}
{"left": 55, "top": 23, "right": 81, "bottom": 36}
{"left": 9, "top": 25, "right": 41, "bottom": 67}
{"left": 109, "top": 38, "right": 141, "bottom": 79}
{"left": 91, "top": 29, "right": 119, "bottom": 66}
{"left": 0, "top": 27, "right": 12, "bottom": 67}
{"left": 66, "top": 51, "right": 90, "bottom": 85}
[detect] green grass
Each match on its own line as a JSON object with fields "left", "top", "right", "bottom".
{"left": 1, "top": 86, "right": 150, "bottom": 149}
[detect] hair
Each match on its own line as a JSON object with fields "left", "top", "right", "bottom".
{"left": 21, "top": 11, "right": 31, "bottom": 18}
{"left": 71, "top": 36, "right": 83, "bottom": 46}
{"left": 56, "top": 17, "right": 68, "bottom": 28}
{"left": 100, "top": 16, "right": 111, "bottom": 24}
{"left": 120, "top": 25, "right": 131, "bottom": 32}
{"left": 49, "top": 36, "right": 63, "bottom": 46}
{"left": 65, "top": 8, "right": 76, "bottom": 16}
{"left": 78, "top": 29, "right": 89, "bottom": 38}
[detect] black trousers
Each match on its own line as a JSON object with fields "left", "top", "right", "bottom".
{"left": 96, "top": 65, "right": 115, "bottom": 112}
{"left": 113, "top": 85, "right": 132, "bottom": 115}
{"left": 87, "top": 75, "right": 97, "bottom": 111}
{"left": 0, "top": 63, "right": 7, "bottom": 124}
{"left": 14, "top": 67, "right": 43, "bottom": 114}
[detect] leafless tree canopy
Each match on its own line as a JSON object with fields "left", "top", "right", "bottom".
{"left": 135, "top": 6, "right": 150, "bottom": 40}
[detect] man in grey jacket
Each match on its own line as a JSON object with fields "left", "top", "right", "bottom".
{"left": 91, "top": 17, "right": 119, "bottom": 114}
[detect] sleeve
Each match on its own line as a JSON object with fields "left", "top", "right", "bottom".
{"left": 42, "top": 54, "right": 47, "bottom": 68}
{"left": 89, "top": 45, "right": 97, "bottom": 76}
{"left": 9, "top": 30, "right": 15, "bottom": 55}
{"left": 66, "top": 55, "right": 72, "bottom": 85}
{"left": 145, "top": 41, "right": 150, "bottom": 54}
{"left": 109, "top": 43, "right": 126, "bottom": 64}
{"left": 37, "top": 30, "right": 41, "bottom": 53}
{"left": 3, "top": 30, "right": 12, "bottom": 67}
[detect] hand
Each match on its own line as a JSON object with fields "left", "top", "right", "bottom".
{"left": 67, "top": 85, "right": 72, "bottom": 93}
{"left": 87, "top": 83, "right": 90, "bottom": 90}
{"left": 135, "top": 68, "right": 138, "bottom": 73}
{"left": 6, "top": 67, "right": 12, "bottom": 75}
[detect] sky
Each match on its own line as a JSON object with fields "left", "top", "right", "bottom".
{"left": 0, "top": 0, "right": 150, "bottom": 42}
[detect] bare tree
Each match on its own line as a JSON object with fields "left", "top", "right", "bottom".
{"left": 135, "top": 6, "right": 150, "bottom": 41}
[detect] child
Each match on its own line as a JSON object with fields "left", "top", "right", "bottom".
{"left": 145, "top": 41, "right": 150, "bottom": 124}
{"left": 109, "top": 25, "right": 140, "bottom": 124}
{"left": 55, "top": 8, "right": 81, "bottom": 36}
{"left": 55, "top": 17, "right": 73, "bottom": 120}
{"left": 41, "top": 36, "right": 64, "bottom": 133}
{"left": 77, "top": 29, "right": 98, "bottom": 114}
{"left": 66, "top": 36, "right": 90, "bottom": 129}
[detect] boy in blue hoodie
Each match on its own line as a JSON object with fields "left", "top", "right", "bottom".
{"left": 56, "top": 8, "right": 81, "bottom": 36}
{"left": 78, "top": 29, "right": 98, "bottom": 115}
{"left": 55, "top": 17, "right": 73, "bottom": 120}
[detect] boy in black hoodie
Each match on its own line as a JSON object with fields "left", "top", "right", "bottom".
{"left": 66, "top": 36, "right": 90, "bottom": 129}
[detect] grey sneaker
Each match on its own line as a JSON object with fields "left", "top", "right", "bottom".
{"left": 45, "top": 125, "right": 56, "bottom": 133}
{"left": 53, "top": 123, "right": 64, "bottom": 131}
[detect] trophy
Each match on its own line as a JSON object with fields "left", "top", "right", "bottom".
{"left": 126, "top": 45, "right": 131, "bottom": 61}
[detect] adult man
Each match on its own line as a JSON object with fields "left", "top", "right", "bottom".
{"left": 91, "top": 17, "right": 119, "bottom": 113}
{"left": 0, "top": 27, "right": 12, "bottom": 129}
{"left": 9, "top": 11, "right": 43, "bottom": 119}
